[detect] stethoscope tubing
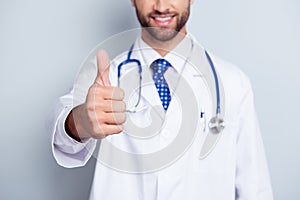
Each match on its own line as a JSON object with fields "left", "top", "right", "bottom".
{"left": 204, "top": 50, "right": 221, "bottom": 115}
{"left": 116, "top": 39, "right": 225, "bottom": 159}
{"left": 118, "top": 42, "right": 221, "bottom": 117}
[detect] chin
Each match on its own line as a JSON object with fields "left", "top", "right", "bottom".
{"left": 146, "top": 27, "right": 180, "bottom": 41}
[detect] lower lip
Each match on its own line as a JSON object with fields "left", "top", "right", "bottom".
{"left": 153, "top": 17, "right": 174, "bottom": 26}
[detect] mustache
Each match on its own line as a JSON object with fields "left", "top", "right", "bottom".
{"left": 148, "top": 11, "right": 177, "bottom": 17}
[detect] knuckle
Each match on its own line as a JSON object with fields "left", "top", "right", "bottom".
{"left": 111, "top": 88, "right": 118, "bottom": 99}
{"left": 121, "top": 101, "right": 126, "bottom": 111}
{"left": 119, "top": 113, "right": 126, "bottom": 123}
{"left": 119, "top": 88, "right": 125, "bottom": 100}
{"left": 113, "top": 87, "right": 123, "bottom": 99}
{"left": 113, "top": 101, "right": 125, "bottom": 112}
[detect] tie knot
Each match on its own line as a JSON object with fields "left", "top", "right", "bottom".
{"left": 150, "top": 59, "right": 171, "bottom": 74}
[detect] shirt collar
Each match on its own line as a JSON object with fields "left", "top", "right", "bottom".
{"left": 135, "top": 34, "right": 194, "bottom": 72}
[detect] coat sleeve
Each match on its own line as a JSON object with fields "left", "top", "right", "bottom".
{"left": 47, "top": 89, "right": 97, "bottom": 168}
{"left": 47, "top": 57, "right": 99, "bottom": 168}
{"left": 47, "top": 54, "right": 119, "bottom": 168}
{"left": 235, "top": 73, "right": 274, "bottom": 200}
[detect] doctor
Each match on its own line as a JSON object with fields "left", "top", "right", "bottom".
{"left": 49, "top": 0, "right": 274, "bottom": 199}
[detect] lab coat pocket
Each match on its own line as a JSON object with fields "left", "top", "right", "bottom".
{"left": 194, "top": 120, "right": 238, "bottom": 173}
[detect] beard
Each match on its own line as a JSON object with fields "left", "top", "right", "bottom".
{"left": 135, "top": 6, "right": 190, "bottom": 41}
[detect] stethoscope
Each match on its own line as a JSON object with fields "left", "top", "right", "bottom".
{"left": 117, "top": 40, "right": 225, "bottom": 136}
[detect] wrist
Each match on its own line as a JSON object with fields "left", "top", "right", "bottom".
{"left": 65, "top": 106, "right": 90, "bottom": 142}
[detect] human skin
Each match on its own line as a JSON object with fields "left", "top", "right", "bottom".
{"left": 65, "top": 0, "right": 194, "bottom": 141}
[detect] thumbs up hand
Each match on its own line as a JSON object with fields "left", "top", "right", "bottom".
{"left": 94, "top": 50, "right": 112, "bottom": 86}
{"left": 65, "top": 50, "right": 126, "bottom": 141}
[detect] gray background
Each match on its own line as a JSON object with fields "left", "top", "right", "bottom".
{"left": 0, "top": 0, "right": 299, "bottom": 199}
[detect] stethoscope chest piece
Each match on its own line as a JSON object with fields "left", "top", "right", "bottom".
{"left": 208, "top": 116, "right": 225, "bottom": 134}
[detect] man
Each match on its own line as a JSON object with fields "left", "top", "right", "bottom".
{"left": 49, "top": 0, "right": 274, "bottom": 199}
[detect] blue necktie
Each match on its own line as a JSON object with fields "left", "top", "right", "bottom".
{"left": 150, "top": 59, "right": 172, "bottom": 110}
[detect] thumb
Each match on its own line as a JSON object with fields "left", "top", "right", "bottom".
{"left": 95, "top": 49, "right": 111, "bottom": 86}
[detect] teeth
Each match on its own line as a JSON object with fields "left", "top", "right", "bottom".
{"left": 155, "top": 17, "right": 172, "bottom": 22}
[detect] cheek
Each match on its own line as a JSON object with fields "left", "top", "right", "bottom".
{"left": 135, "top": 3, "right": 147, "bottom": 14}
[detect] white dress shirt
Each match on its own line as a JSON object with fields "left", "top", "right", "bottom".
{"left": 48, "top": 35, "right": 274, "bottom": 200}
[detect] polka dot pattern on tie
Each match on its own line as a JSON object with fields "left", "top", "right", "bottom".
{"left": 150, "top": 59, "right": 172, "bottom": 111}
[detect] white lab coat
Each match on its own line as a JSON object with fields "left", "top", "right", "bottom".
{"left": 48, "top": 36, "right": 273, "bottom": 200}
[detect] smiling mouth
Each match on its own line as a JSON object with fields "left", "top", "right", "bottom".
{"left": 154, "top": 16, "right": 172, "bottom": 22}
{"left": 151, "top": 15, "right": 176, "bottom": 26}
